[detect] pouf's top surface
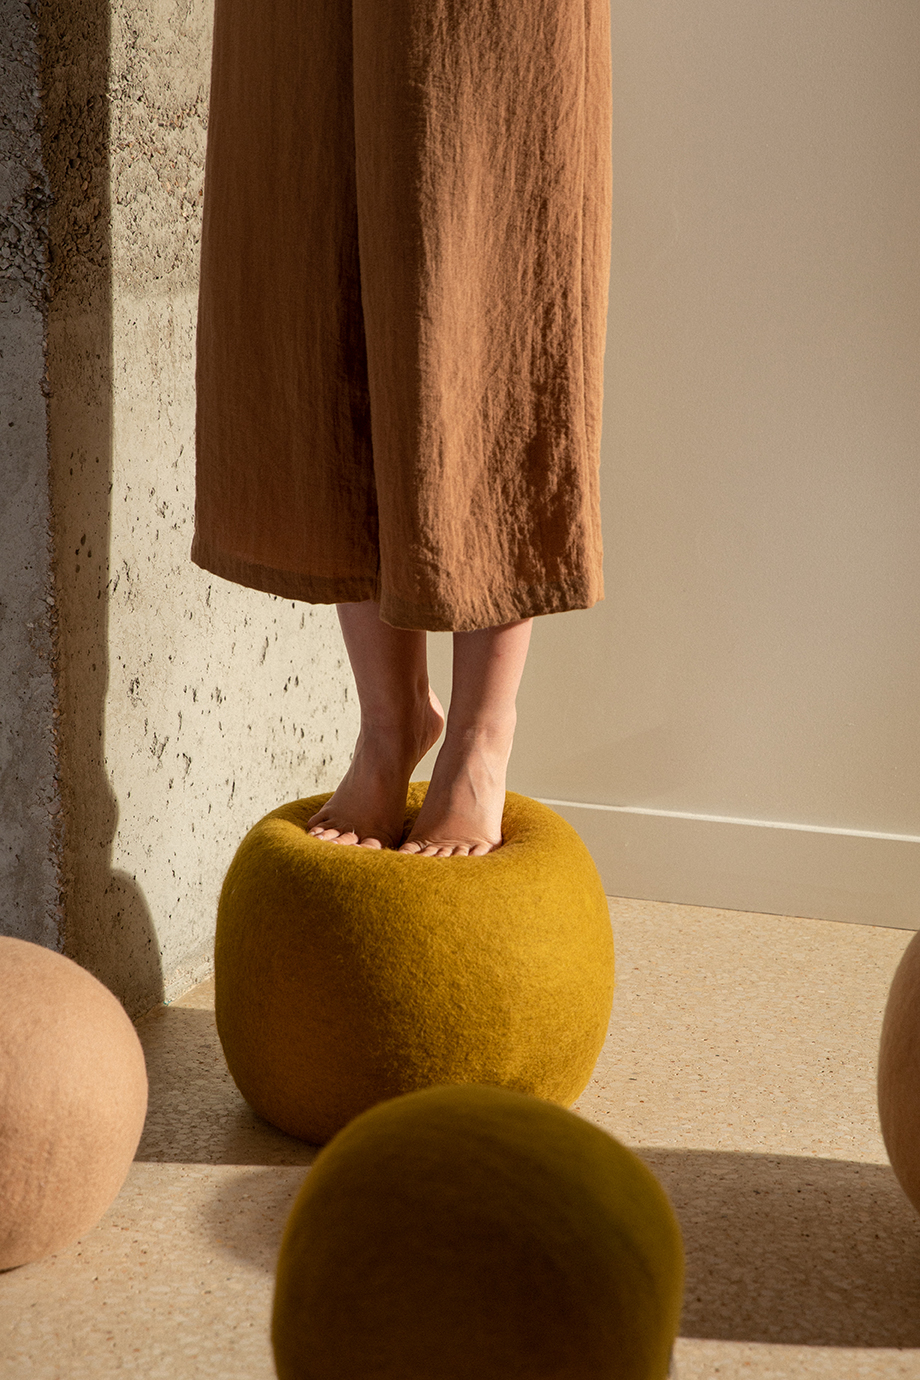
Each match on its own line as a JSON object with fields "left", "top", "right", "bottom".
{"left": 273, "top": 1084, "right": 684, "bottom": 1380}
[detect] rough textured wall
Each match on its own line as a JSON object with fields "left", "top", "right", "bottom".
{"left": 0, "top": 0, "right": 63, "bottom": 947}
{"left": 38, "top": 0, "right": 355, "bottom": 1015}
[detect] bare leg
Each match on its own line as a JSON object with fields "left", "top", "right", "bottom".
{"left": 398, "top": 618, "right": 533, "bottom": 857}
{"left": 307, "top": 602, "right": 444, "bottom": 848}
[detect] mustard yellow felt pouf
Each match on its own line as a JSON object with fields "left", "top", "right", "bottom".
{"left": 272, "top": 1084, "right": 684, "bottom": 1380}
{"left": 215, "top": 784, "right": 613, "bottom": 1144}
{"left": 878, "top": 929, "right": 920, "bottom": 1215}
{"left": 0, "top": 937, "right": 149, "bottom": 1270}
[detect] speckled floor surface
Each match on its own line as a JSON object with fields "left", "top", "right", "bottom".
{"left": 2, "top": 898, "right": 919, "bottom": 1378}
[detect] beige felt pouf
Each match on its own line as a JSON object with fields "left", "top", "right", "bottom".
{"left": 215, "top": 784, "right": 614, "bottom": 1144}
{"left": 0, "top": 937, "right": 149, "bottom": 1270}
{"left": 878, "top": 929, "right": 920, "bottom": 1214}
{"left": 272, "top": 1084, "right": 684, "bottom": 1380}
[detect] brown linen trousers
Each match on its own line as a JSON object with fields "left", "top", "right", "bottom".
{"left": 193, "top": 0, "right": 612, "bottom": 632}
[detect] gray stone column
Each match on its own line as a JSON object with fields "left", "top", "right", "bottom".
{"left": 0, "top": 0, "right": 61, "bottom": 950}
{"left": 1, "top": 0, "right": 355, "bottom": 1015}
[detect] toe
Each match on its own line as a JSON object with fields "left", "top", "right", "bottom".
{"left": 311, "top": 826, "right": 359, "bottom": 844}
{"left": 398, "top": 837, "right": 490, "bottom": 857}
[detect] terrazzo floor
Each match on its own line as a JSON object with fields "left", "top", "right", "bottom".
{"left": 2, "top": 897, "right": 919, "bottom": 1378}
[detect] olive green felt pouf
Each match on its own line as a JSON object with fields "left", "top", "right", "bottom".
{"left": 272, "top": 1084, "right": 684, "bottom": 1380}
{"left": 878, "top": 930, "right": 920, "bottom": 1215}
{"left": 215, "top": 785, "right": 613, "bottom": 1144}
{"left": 0, "top": 937, "right": 149, "bottom": 1270}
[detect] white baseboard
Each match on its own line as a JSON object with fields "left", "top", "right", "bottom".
{"left": 538, "top": 799, "right": 920, "bottom": 930}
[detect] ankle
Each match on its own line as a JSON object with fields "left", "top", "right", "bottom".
{"left": 358, "top": 682, "right": 434, "bottom": 735}
{"left": 442, "top": 711, "right": 517, "bottom": 751}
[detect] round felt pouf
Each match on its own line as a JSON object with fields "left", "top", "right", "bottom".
{"left": 272, "top": 1084, "right": 684, "bottom": 1380}
{"left": 0, "top": 937, "right": 149, "bottom": 1270}
{"left": 878, "top": 929, "right": 920, "bottom": 1215}
{"left": 215, "top": 784, "right": 613, "bottom": 1143}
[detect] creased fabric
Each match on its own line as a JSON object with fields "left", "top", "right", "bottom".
{"left": 193, "top": 0, "right": 612, "bottom": 632}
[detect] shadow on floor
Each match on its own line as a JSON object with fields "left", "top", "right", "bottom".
{"left": 198, "top": 1146, "right": 920, "bottom": 1340}
{"left": 135, "top": 1004, "right": 318, "bottom": 1166}
{"left": 205, "top": 1166, "right": 310, "bottom": 1273}
{"left": 134, "top": 1003, "right": 920, "bottom": 1347}
{"left": 641, "top": 1146, "right": 920, "bottom": 1349}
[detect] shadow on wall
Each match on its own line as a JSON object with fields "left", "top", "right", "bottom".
{"left": 641, "top": 1146, "right": 920, "bottom": 1349}
{"left": 38, "top": 0, "right": 163, "bottom": 1014}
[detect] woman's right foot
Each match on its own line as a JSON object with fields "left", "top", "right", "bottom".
{"left": 397, "top": 717, "right": 514, "bottom": 857}
{"left": 307, "top": 689, "right": 444, "bottom": 849}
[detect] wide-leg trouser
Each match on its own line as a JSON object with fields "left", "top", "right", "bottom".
{"left": 193, "top": 0, "right": 612, "bottom": 632}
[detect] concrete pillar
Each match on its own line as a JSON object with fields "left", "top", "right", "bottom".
{"left": 0, "top": 0, "right": 61, "bottom": 951}
{"left": 1, "top": 0, "right": 355, "bottom": 1015}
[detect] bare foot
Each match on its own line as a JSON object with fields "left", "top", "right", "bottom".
{"left": 398, "top": 719, "right": 514, "bottom": 858}
{"left": 307, "top": 690, "right": 444, "bottom": 849}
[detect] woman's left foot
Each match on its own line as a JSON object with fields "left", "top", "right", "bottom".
{"left": 307, "top": 690, "right": 444, "bottom": 849}
{"left": 398, "top": 721, "right": 514, "bottom": 858}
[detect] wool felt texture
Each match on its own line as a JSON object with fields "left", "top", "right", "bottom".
{"left": 214, "top": 785, "right": 614, "bottom": 1144}
{"left": 193, "top": 0, "right": 612, "bottom": 632}
{"left": 878, "top": 929, "right": 920, "bottom": 1217}
{"left": 271, "top": 1084, "right": 684, "bottom": 1380}
{"left": 0, "top": 938, "right": 149, "bottom": 1271}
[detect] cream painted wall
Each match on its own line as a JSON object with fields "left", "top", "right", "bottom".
{"left": 424, "top": 1, "right": 920, "bottom": 927}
